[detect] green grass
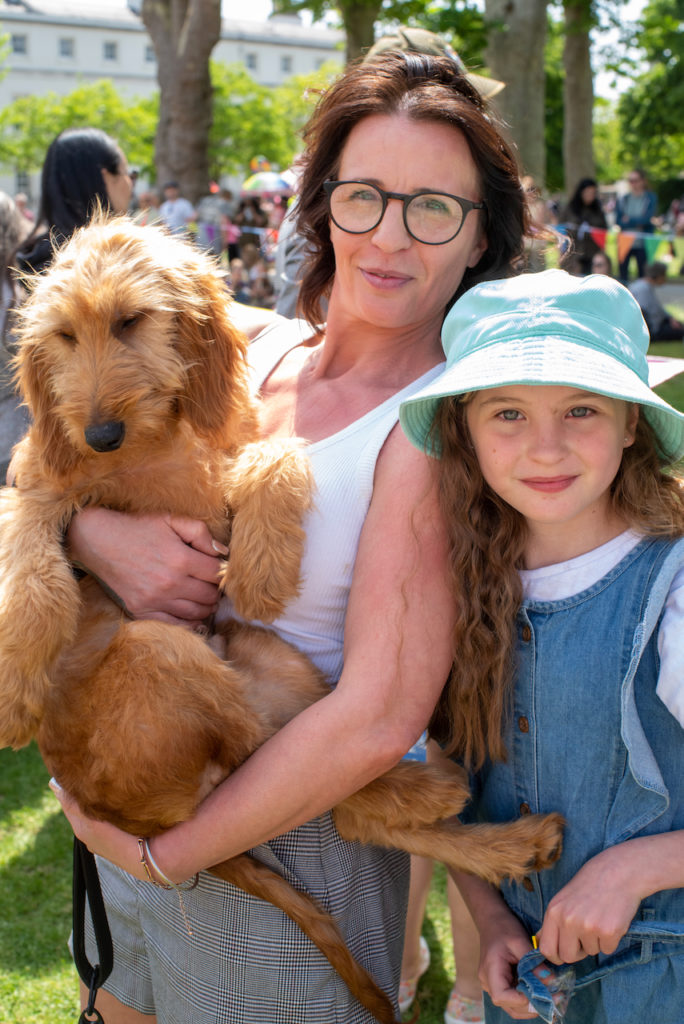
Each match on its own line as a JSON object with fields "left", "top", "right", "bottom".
{"left": 0, "top": 744, "right": 78, "bottom": 1024}
{"left": 401, "top": 865, "right": 458, "bottom": 1023}
{"left": 650, "top": 286, "right": 684, "bottom": 414}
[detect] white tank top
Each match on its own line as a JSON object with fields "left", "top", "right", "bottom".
{"left": 248, "top": 319, "right": 445, "bottom": 683}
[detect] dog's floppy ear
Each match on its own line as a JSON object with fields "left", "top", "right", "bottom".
{"left": 14, "top": 341, "right": 80, "bottom": 477}
{"left": 174, "top": 263, "right": 256, "bottom": 446}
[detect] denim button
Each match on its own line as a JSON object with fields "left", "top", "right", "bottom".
{"left": 518, "top": 715, "right": 529, "bottom": 732}
{"left": 520, "top": 801, "right": 531, "bottom": 814}
{"left": 521, "top": 624, "right": 532, "bottom": 642}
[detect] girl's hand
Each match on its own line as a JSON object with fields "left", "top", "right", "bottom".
{"left": 477, "top": 899, "right": 538, "bottom": 1019}
{"left": 67, "top": 507, "right": 224, "bottom": 627}
{"left": 537, "top": 845, "right": 643, "bottom": 963}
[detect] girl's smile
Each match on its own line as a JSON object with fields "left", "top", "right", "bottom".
{"left": 466, "top": 385, "right": 640, "bottom": 567}
{"left": 521, "top": 475, "right": 578, "bottom": 493}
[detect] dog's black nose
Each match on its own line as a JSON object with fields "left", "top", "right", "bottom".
{"left": 84, "top": 421, "right": 126, "bottom": 452}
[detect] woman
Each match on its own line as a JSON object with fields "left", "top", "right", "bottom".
{"left": 15, "top": 126, "right": 132, "bottom": 275}
{"left": 54, "top": 52, "right": 528, "bottom": 1023}
{"left": 615, "top": 169, "right": 657, "bottom": 284}
{"left": 561, "top": 177, "right": 607, "bottom": 276}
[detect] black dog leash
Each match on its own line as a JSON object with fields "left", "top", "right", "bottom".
{"left": 72, "top": 837, "right": 114, "bottom": 1024}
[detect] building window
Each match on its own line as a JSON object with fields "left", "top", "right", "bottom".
{"left": 245, "top": 52, "right": 258, "bottom": 72}
{"left": 145, "top": 44, "right": 156, "bottom": 62}
{"left": 103, "top": 41, "right": 118, "bottom": 61}
{"left": 281, "top": 55, "right": 293, "bottom": 74}
{"left": 59, "top": 37, "right": 75, "bottom": 59}
{"left": 15, "top": 170, "right": 30, "bottom": 197}
{"left": 11, "top": 35, "right": 27, "bottom": 55}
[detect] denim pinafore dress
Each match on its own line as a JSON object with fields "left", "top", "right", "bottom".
{"left": 473, "top": 537, "right": 684, "bottom": 1024}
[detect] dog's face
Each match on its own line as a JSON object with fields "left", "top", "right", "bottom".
{"left": 15, "top": 216, "right": 254, "bottom": 475}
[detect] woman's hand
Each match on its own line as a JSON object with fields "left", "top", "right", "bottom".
{"left": 50, "top": 779, "right": 150, "bottom": 881}
{"left": 536, "top": 844, "right": 645, "bottom": 964}
{"left": 67, "top": 507, "right": 224, "bottom": 627}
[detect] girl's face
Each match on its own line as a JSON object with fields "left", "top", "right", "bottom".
{"left": 581, "top": 184, "right": 597, "bottom": 205}
{"left": 465, "top": 385, "right": 639, "bottom": 565}
{"left": 328, "top": 113, "right": 488, "bottom": 337}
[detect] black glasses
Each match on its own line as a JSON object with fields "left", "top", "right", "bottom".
{"left": 323, "top": 180, "right": 485, "bottom": 245}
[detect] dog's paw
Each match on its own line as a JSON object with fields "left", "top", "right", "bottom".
{"left": 523, "top": 811, "right": 565, "bottom": 872}
{"left": 0, "top": 700, "right": 41, "bottom": 750}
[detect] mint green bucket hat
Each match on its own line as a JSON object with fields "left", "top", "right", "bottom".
{"left": 400, "top": 269, "right": 684, "bottom": 464}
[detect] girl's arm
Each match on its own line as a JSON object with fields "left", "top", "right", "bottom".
{"left": 54, "top": 427, "right": 456, "bottom": 880}
{"left": 537, "top": 830, "right": 684, "bottom": 964}
{"left": 451, "top": 871, "right": 538, "bottom": 1020}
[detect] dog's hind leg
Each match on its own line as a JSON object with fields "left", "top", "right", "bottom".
{"left": 220, "top": 439, "right": 313, "bottom": 623}
{"left": 333, "top": 761, "right": 564, "bottom": 887}
{"left": 211, "top": 854, "right": 399, "bottom": 1024}
{"left": 0, "top": 487, "right": 81, "bottom": 748}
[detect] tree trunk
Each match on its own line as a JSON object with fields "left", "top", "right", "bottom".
{"left": 142, "top": 0, "right": 221, "bottom": 203}
{"left": 562, "top": 0, "right": 595, "bottom": 193}
{"left": 484, "top": 0, "right": 548, "bottom": 185}
{"left": 338, "top": 0, "right": 382, "bottom": 63}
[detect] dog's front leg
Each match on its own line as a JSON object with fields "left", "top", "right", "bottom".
{"left": 332, "top": 761, "right": 564, "bottom": 887}
{"left": 0, "top": 487, "right": 81, "bottom": 748}
{"left": 219, "top": 439, "right": 313, "bottom": 622}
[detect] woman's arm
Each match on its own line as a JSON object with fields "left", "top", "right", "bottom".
{"left": 54, "top": 428, "right": 456, "bottom": 879}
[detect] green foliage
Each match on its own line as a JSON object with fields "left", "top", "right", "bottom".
{"left": 0, "top": 80, "right": 158, "bottom": 178}
{"left": 616, "top": 0, "right": 684, "bottom": 179}
{"left": 592, "top": 97, "right": 625, "bottom": 184}
{"left": 209, "top": 60, "right": 341, "bottom": 177}
{"left": 0, "top": 64, "right": 342, "bottom": 184}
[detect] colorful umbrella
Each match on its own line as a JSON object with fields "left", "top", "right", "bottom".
{"left": 240, "top": 171, "right": 293, "bottom": 196}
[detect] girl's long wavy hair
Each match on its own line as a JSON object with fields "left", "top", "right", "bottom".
{"left": 295, "top": 51, "right": 529, "bottom": 328}
{"left": 430, "top": 396, "right": 684, "bottom": 770}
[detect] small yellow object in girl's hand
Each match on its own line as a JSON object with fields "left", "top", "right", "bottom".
{"left": 532, "top": 934, "right": 539, "bottom": 949}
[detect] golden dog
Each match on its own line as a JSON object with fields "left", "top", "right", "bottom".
{"left": 0, "top": 217, "right": 563, "bottom": 1024}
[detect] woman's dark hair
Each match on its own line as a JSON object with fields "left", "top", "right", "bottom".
{"left": 16, "top": 127, "right": 123, "bottom": 272}
{"left": 296, "top": 51, "right": 528, "bottom": 327}
{"left": 567, "top": 177, "right": 603, "bottom": 218}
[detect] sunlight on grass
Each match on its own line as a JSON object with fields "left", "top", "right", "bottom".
{"left": 0, "top": 970, "right": 78, "bottom": 1024}
{"left": 0, "top": 745, "right": 79, "bottom": 1024}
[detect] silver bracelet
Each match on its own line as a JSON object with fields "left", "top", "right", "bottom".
{"left": 141, "top": 837, "right": 199, "bottom": 891}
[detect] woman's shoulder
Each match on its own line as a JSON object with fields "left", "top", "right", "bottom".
{"left": 231, "top": 301, "right": 283, "bottom": 340}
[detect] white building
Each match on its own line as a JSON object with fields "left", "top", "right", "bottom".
{"left": 0, "top": 0, "right": 344, "bottom": 196}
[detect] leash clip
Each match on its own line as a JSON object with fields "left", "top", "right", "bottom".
{"left": 78, "top": 967, "right": 105, "bottom": 1023}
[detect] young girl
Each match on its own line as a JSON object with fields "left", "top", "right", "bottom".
{"left": 399, "top": 269, "right": 684, "bottom": 1023}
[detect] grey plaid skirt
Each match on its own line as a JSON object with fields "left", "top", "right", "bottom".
{"left": 84, "top": 812, "right": 409, "bottom": 1023}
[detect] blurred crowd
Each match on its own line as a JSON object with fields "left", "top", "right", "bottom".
{"left": 2, "top": 132, "right": 682, "bottom": 350}
{"left": 133, "top": 177, "right": 283, "bottom": 311}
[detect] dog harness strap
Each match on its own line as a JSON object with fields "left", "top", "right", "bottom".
{"left": 73, "top": 837, "right": 113, "bottom": 1023}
